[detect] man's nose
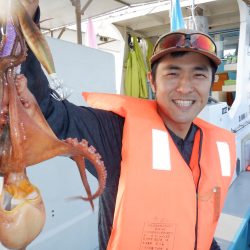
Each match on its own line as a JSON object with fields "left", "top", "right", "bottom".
{"left": 176, "top": 74, "right": 194, "bottom": 94}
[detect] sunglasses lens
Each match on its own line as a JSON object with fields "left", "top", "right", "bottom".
{"left": 191, "top": 34, "right": 216, "bottom": 53}
{"left": 156, "top": 33, "right": 185, "bottom": 52}
{"left": 155, "top": 33, "right": 216, "bottom": 54}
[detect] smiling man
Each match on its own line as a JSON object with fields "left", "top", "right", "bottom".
{"left": 149, "top": 52, "right": 212, "bottom": 138}
{"left": 18, "top": 28, "right": 236, "bottom": 250}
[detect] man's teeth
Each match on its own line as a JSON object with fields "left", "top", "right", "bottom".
{"left": 174, "top": 100, "right": 194, "bottom": 107}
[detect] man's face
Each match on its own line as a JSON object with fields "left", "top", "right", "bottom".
{"left": 149, "top": 52, "right": 213, "bottom": 137}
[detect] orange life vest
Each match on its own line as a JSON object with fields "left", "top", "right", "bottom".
{"left": 83, "top": 92, "right": 236, "bottom": 250}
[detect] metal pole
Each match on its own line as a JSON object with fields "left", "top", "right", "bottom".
{"left": 113, "top": 0, "right": 130, "bottom": 6}
{"left": 81, "top": 0, "right": 94, "bottom": 15}
{"left": 57, "top": 27, "right": 66, "bottom": 39}
{"left": 70, "top": 0, "right": 82, "bottom": 44}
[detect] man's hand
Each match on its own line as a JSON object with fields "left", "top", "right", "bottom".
{"left": 20, "top": 0, "right": 39, "bottom": 18}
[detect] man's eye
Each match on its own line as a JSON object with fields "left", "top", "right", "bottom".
{"left": 167, "top": 72, "right": 177, "bottom": 76}
{"left": 195, "top": 73, "right": 206, "bottom": 78}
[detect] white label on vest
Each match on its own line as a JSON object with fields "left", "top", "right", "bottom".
{"left": 152, "top": 129, "right": 171, "bottom": 171}
{"left": 216, "top": 141, "right": 231, "bottom": 176}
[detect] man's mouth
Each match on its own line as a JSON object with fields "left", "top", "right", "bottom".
{"left": 173, "top": 99, "right": 195, "bottom": 107}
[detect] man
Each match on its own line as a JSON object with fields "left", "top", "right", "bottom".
{"left": 17, "top": 2, "right": 236, "bottom": 249}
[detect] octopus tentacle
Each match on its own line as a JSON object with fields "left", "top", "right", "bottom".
{"left": 0, "top": 22, "right": 27, "bottom": 74}
{"left": 0, "top": 77, "right": 9, "bottom": 131}
{"left": 71, "top": 154, "right": 95, "bottom": 210}
{"left": 64, "top": 138, "right": 107, "bottom": 209}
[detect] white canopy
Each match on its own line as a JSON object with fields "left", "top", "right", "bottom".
{"left": 39, "top": 0, "right": 240, "bottom": 39}
{"left": 39, "top": 0, "right": 155, "bottom": 30}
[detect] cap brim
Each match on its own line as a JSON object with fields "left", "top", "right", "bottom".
{"left": 150, "top": 47, "right": 221, "bottom": 66}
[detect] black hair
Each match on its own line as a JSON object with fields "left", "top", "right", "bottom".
{"left": 150, "top": 51, "right": 217, "bottom": 83}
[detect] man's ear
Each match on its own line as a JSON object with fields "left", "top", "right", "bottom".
{"left": 147, "top": 71, "right": 156, "bottom": 94}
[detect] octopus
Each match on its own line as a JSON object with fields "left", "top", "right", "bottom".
{"left": 0, "top": 0, "right": 107, "bottom": 249}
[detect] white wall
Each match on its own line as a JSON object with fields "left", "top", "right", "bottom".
{"left": 26, "top": 37, "right": 116, "bottom": 250}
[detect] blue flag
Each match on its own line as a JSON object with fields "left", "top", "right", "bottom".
{"left": 171, "top": 0, "right": 185, "bottom": 31}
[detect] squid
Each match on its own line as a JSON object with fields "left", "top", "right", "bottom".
{"left": 0, "top": 0, "right": 107, "bottom": 249}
